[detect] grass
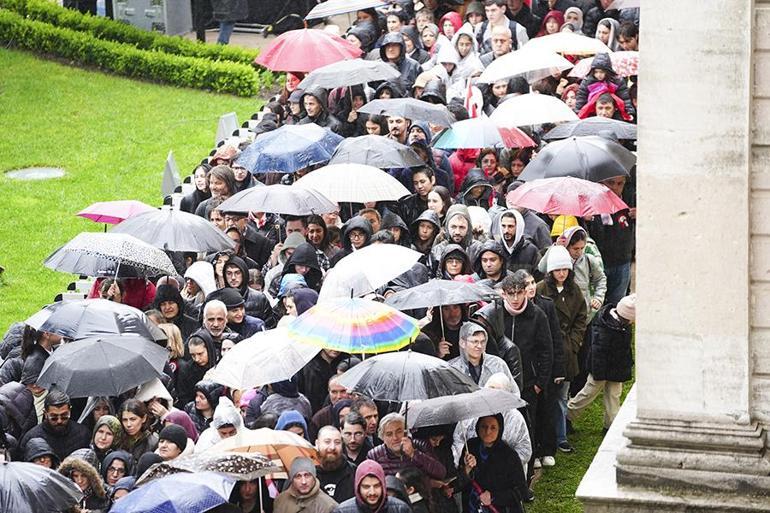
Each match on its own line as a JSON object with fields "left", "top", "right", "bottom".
{"left": 0, "top": 48, "right": 259, "bottom": 333}
{"left": 0, "top": 47, "right": 633, "bottom": 513}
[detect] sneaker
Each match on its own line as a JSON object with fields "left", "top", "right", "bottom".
{"left": 558, "top": 441, "right": 574, "bottom": 453}
{"left": 542, "top": 456, "right": 556, "bottom": 467}
{"left": 533, "top": 458, "right": 542, "bottom": 469}
{"left": 523, "top": 488, "right": 535, "bottom": 503}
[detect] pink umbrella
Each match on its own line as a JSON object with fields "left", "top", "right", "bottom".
{"left": 506, "top": 177, "right": 628, "bottom": 217}
{"left": 76, "top": 200, "right": 156, "bottom": 225}
{"left": 568, "top": 51, "right": 639, "bottom": 79}
{"left": 254, "top": 29, "right": 362, "bottom": 73}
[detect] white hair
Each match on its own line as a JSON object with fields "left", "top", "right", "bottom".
{"left": 204, "top": 299, "right": 227, "bottom": 317}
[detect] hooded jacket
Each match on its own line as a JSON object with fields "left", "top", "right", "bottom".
{"left": 184, "top": 380, "right": 224, "bottom": 434}
{"left": 330, "top": 216, "right": 374, "bottom": 268}
{"left": 379, "top": 211, "right": 411, "bottom": 247}
{"left": 226, "top": 256, "right": 272, "bottom": 322}
{"left": 195, "top": 397, "right": 244, "bottom": 452}
{"left": 575, "top": 52, "right": 634, "bottom": 118}
{"left": 183, "top": 261, "right": 216, "bottom": 302}
{"left": 347, "top": 21, "right": 378, "bottom": 53}
{"left": 450, "top": 26, "right": 484, "bottom": 86}
{"left": 23, "top": 436, "right": 60, "bottom": 467}
{"left": 457, "top": 168, "right": 493, "bottom": 209}
{"left": 101, "top": 450, "right": 134, "bottom": 483}
{"left": 471, "top": 239, "right": 510, "bottom": 284}
{"left": 333, "top": 460, "right": 412, "bottom": 513}
{"left": 400, "top": 26, "right": 430, "bottom": 64}
{"left": 282, "top": 242, "right": 323, "bottom": 291}
{"left": 589, "top": 303, "right": 634, "bottom": 382}
{"left": 275, "top": 409, "right": 311, "bottom": 438}
{"left": 274, "top": 472, "right": 338, "bottom": 513}
{"left": 449, "top": 148, "right": 479, "bottom": 192}
{"left": 154, "top": 285, "right": 199, "bottom": 340}
{"left": 291, "top": 288, "right": 319, "bottom": 316}
{"left": 419, "top": 77, "right": 448, "bottom": 105}
{"left": 431, "top": 204, "right": 483, "bottom": 267}
{"left": 0, "top": 381, "right": 36, "bottom": 440}
{"left": 458, "top": 414, "right": 526, "bottom": 513}
{"left": 378, "top": 32, "right": 422, "bottom": 91}
{"left": 299, "top": 86, "right": 342, "bottom": 133}
{"left": 176, "top": 326, "right": 220, "bottom": 408}
{"left": 491, "top": 209, "right": 541, "bottom": 275}
{"left": 59, "top": 456, "right": 110, "bottom": 512}
{"left": 448, "top": 339, "right": 514, "bottom": 387}
{"left": 374, "top": 79, "right": 406, "bottom": 99}
{"left": 438, "top": 244, "right": 473, "bottom": 280}
{"left": 410, "top": 209, "right": 441, "bottom": 257}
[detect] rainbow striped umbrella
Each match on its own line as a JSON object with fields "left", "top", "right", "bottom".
{"left": 287, "top": 298, "right": 420, "bottom": 354}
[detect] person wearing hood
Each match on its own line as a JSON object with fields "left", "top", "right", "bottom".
{"left": 449, "top": 147, "right": 480, "bottom": 193}
{"left": 163, "top": 409, "right": 200, "bottom": 443}
{"left": 274, "top": 456, "right": 338, "bottom": 513}
{"left": 280, "top": 287, "right": 320, "bottom": 327}
{"left": 299, "top": 86, "right": 342, "bottom": 134}
{"left": 400, "top": 25, "right": 430, "bottom": 64}
{"left": 379, "top": 211, "right": 411, "bottom": 248}
{"left": 347, "top": 21, "right": 378, "bottom": 53}
{"left": 275, "top": 408, "right": 312, "bottom": 439}
{"left": 575, "top": 52, "right": 634, "bottom": 119}
{"left": 182, "top": 260, "right": 216, "bottom": 317}
{"left": 374, "top": 80, "right": 406, "bottom": 100}
{"left": 110, "top": 475, "right": 136, "bottom": 502}
{"left": 563, "top": 6, "right": 584, "bottom": 33}
{"left": 315, "top": 426, "right": 356, "bottom": 503}
{"left": 224, "top": 255, "right": 273, "bottom": 323}
{"left": 458, "top": 413, "right": 527, "bottom": 513}
{"left": 59, "top": 455, "right": 111, "bottom": 513}
{"left": 176, "top": 302, "right": 223, "bottom": 408}
{"left": 491, "top": 209, "right": 541, "bottom": 275}
{"left": 24, "top": 436, "right": 60, "bottom": 468}
{"left": 452, "top": 373, "right": 531, "bottom": 476}
{"left": 595, "top": 16, "right": 620, "bottom": 50}
{"left": 448, "top": 321, "right": 514, "bottom": 386}
{"left": 286, "top": 89, "right": 306, "bottom": 125}
{"left": 438, "top": 11, "right": 462, "bottom": 39}
{"left": 195, "top": 397, "right": 243, "bottom": 452}
{"left": 410, "top": 210, "right": 441, "bottom": 263}
{"left": 101, "top": 450, "right": 133, "bottom": 489}
{"left": 457, "top": 167, "right": 494, "bottom": 209}
{"left": 418, "top": 76, "right": 448, "bottom": 105}
{"left": 153, "top": 285, "right": 199, "bottom": 340}
{"left": 208, "top": 287, "right": 265, "bottom": 339}
{"left": 431, "top": 204, "right": 483, "bottom": 268}
{"left": 184, "top": 380, "right": 224, "bottom": 435}
{"left": 265, "top": 383, "right": 313, "bottom": 422}
{"left": 378, "top": 32, "right": 422, "bottom": 91}
{"left": 438, "top": 244, "right": 473, "bottom": 280}
{"left": 472, "top": 240, "right": 512, "bottom": 286}
{"left": 330, "top": 216, "right": 373, "bottom": 268}
{"left": 265, "top": 231, "right": 307, "bottom": 296}
{"left": 449, "top": 26, "right": 484, "bottom": 93}
{"left": 407, "top": 122, "right": 454, "bottom": 194}
{"left": 332, "top": 460, "right": 411, "bottom": 513}
{"left": 282, "top": 242, "right": 324, "bottom": 292}
{"left": 384, "top": 475, "right": 411, "bottom": 509}
{"left": 90, "top": 414, "right": 124, "bottom": 463}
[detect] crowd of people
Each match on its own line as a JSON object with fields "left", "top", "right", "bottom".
{"left": 2, "top": 1, "right": 640, "bottom": 512}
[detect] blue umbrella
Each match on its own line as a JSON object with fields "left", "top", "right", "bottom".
{"left": 110, "top": 472, "right": 235, "bottom": 513}
{"left": 236, "top": 123, "right": 343, "bottom": 174}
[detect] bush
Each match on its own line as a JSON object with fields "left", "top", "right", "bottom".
{"left": 0, "top": 9, "right": 261, "bottom": 96}
{"left": 1, "top": 0, "right": 260, "bottom": 66}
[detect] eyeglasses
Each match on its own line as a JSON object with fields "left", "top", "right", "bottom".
{"left": 47, "top": 413, "right": 70, "bottom": 422}
{"left": 349, "top": 232, "right": 366, "bottom": 239}
{"left": 107, "top": 466, "right": 126, "bottom": 475}
{"left": 465, "top": 339, "right": 487, "bottom": 347}
{"left": 342, "top": 432, "right": 365, "bottom": 438}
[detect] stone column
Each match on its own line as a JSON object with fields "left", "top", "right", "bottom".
{"left": 578, "top": 0, "right": 770, "bottom": 509}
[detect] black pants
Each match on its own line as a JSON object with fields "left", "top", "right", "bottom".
{"left": 520, "top": 386, "right": 541, "bottom": 483}
{"left": 535, "top": 381, "right": 559, "bottom": 457}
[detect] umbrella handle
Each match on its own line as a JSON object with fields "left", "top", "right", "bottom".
{"left": 259, "top": 475, "right": 264, "bottom": 513}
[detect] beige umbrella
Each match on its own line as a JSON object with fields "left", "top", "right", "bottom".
{"left": 477, "top": 47, "right": 574, "bottom": 84}
{"left": 523, "top": 32, "right": 613, "bottom": 56}
{"left": 490, "top": 93, "right": 579, "bottom": 127}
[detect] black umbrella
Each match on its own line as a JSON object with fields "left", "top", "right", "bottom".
{"left": 298, "top": 60, "right": 401, "bottom": 89}
{"left": 518, "top": 135, "right": 635, "bottom": 183}
{"left": 37, "top": 334, "right": 168, "bottom": 397}
{"left": 337, "top": 350, "right": 479, "bottom": 402}
{"left": 137, "top": 453, "right": 281, "bottom": 485}
{"left": 0, "top": 461, "right": 82, "bottom": 512}
{"left": 385, "top": 279, "right": 496, "bottom": 311}
{"left": 110, "top": 206, "right": 235, "bottom": 253}
{"left": 543, "top": 117, "right": 637, "bottom": 141}
{"left": 405, "top": 388, "right": 527, "bottom": 429}
{"left": 357, "top": 99, "right": 455, "bottom": 127}
{"left": 27, "top": 299, "right": 166, "bottom": 342}
{"left": 328, "top": 135, "right": 425, "bottom": 169}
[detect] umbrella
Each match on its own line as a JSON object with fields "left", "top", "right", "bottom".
{"left": 76, "top": 200, "right": 155, "bottom": 225}
{"left": 490, "top": 93, "right": 579, "bottom": 127}
{"left": 607, "top": 0, "right": 639, "bottom": 9}
{"left": 328, "top": 135, "right": 424, "bottom": 168}
{"left": 518, "top": 135, "right": 635, "bottom": 182}
{"left": 318, "top": 244, "right": 422, "bottom": 300}
{"left": 295, "top": 163, "right": 411, "bottom": 204}
{"left": 406, "top": 388, "right": 527, "bottom": 429}
{"left": 28, "top": 298, "right": 167, "bottom": 342}
{"left": 357, "top": 98, "right": 455, "bottom": 127}
{"left": 523, "top": 32, "right": 613, "bottom": 56}
{"left": 287, "top": 297, "right": 420, "bottom": 354}
{"left": 44, "top": 232, "right": 177, "bottom": 278}
{"left": 136, "top": 452, "right": 281, "bottom": 484}
{"left": 384, "top": 279, "right": 496, "bottom": 311}
{"left": 36, "top": 334, "right": 168, "bottom": 397}
{"left": 110, "top": 472, "right": 235, "bottom": 513}
{"left": 543, "top": 117, "right": 637, "bottom": 141}
{"left": 0, "top": 461, "right": 82, "bottom": 513}
{"left": 476, "top": 47, "right": 574, "bottom": 84}
{"left": 254, "top": 29, "right": 362, "bottom": 73}
{"left": 305, "top": 0, "right": 387, "bottom": 20}
{"left": 298, "top": 59, "right": 401, "bottom": 90}
{"left": 218, "top": 184, "right": 337, "bottom": 216}
{"left": 208, "top": 428, "right": 319, "bottom": 472}
{"left": 505, "top": 177, "right": 629, "bottom": 216}
{"left": 235, "top": 123, "right": 344, "bottom": 174}
{"left": 207, "top": 328, "right": 321, "bottom": 390}
{"left": 569, "top": 50, "right": 639, "bottom": 79}
{"left": 432, "top": 117, "right": 536, "bottom": 150}
{"left": 337, "top": 350, "right": 480, "bottom": 402}
{"left": 110, "top": 206, "right": 235, "bottom": 252}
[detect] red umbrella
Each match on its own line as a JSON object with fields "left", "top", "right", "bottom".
{"left": 254, "top": 29, "right": 362, "bottom": 73}
{"left": 76, "top": 200, "right": 155, "bottom": 225}
{"left": 506, "top": 177, "right": 628, "bottom": 216}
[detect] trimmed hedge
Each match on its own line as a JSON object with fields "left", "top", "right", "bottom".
{"left": 1, "top": 0, "right": 260, "bottom": 65}
{"left": 0, "top": 9, "right": 260, "bottom": 96}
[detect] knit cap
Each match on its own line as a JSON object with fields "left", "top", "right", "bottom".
{"left": 616, "top": 293, "right": 636, "bottom": 322}
{"left": 546, "top": 245, "right": 573, "bottom": 273}
{"left": 158, "top": 424, "right": 188, "bottom": 452}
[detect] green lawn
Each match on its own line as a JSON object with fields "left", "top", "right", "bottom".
{"left": 0, "top": 48, "right": 258, "bottom": 332}
{"left": 0, "top": 48, "right": 630, "bottom": 513}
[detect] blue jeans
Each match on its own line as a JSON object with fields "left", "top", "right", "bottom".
{"left": 604, "top": 262, "right": 632, "bottom": 306}
{"left": 217, "top": 21, "right": 235, "bottom": 44}
{"left": 554, "top": 381, "right": 569, "bottom": 444}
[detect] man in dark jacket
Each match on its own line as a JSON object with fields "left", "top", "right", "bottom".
{"left": 472, "top": 240, "right": 512, "bottom": 286}
{"left": 300, "top": 86, "right": 343, "bottom": 134}
{"left": 330, "top": 216, "right": 373, "bottom": 268}
{"left": 208, "top": 287, "right": 265, "bottom": 339}
{"left": 297, "top": 349, "right": 343, "bottom": 414}
{"left": 316, "top": 426, "right": 356, "bottom": 503}
{"left": 493, "top": 209, "right": 541, "bottom": 276}
{"left": 223, "top": 256, "right": 272, "bottom": 323}
{"left": 342, "top": 411, "right": 372, "bottom": 467}
{"left": 19, "top": 390, "right": 90, "bottom": 462}
{"left": 332, "top": 460, "right": 412, "bottom": 513}
{"left": 507, "top": 0, "right": 542, "bottom": 38}
{"left": 378, "top": 32, "right": 421, "bottom": 91}
{"left": 0, "top": 381, "right": 37, "bottom": 443}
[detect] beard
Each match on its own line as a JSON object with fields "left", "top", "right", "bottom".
{"left": 319, "top": 450, "right": 343, "bottom": 469}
